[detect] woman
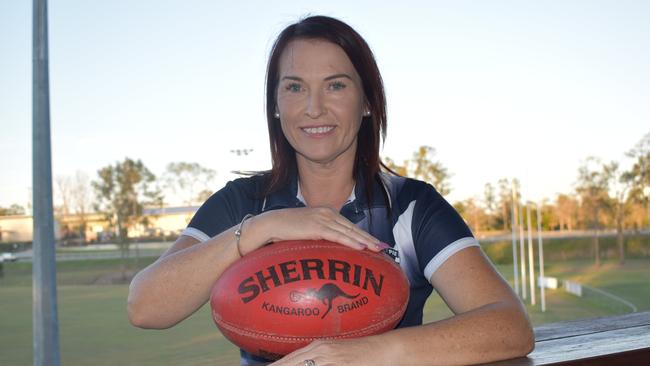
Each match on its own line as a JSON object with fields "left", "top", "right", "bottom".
{"left": 128, "top": 15, "right": 534, "bottom": 366}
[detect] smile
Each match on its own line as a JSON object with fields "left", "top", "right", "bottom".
{"left": 301, "top": 126, "right": 335, "bottom": 135}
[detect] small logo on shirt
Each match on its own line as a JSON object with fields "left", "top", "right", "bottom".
{"left": 382, "top": 248, "right": 400, "bottom": 263}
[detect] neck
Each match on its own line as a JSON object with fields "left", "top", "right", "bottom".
{"left": 296, "top": 156, "right": 355, "bottom": 211}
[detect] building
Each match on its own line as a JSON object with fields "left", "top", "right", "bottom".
{"left": 0, "top": 206, "right": 199, "bottom": 244}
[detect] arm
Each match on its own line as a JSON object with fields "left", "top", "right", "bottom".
{"left": 127, "top": 207, "right": 382, "bottom": 329}
{"left": 383, "top": 246, "right": 534, "bottom": 364}
{"left": 272, "top": 247, "right": 533, "bottom": 365}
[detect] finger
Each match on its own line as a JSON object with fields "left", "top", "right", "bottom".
{"left": 329, "top": 219, "right": 383, "bottom": 251}
{"left": 328, "top": 215, "right": 378, "bottom": 242}
{"left": 268, "top": 343, "right": 318, "bottom": 366}
{"left": 321, "top": 228, "right": 368, "bottom": 250}
{"left": 306, "top": 208, "right": 382, "bottom": 251}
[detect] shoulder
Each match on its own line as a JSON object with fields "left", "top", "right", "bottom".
{"left": 227, "top": 173, "right": 269, "bottom": 193}
{"left": 379, "top": 173, "right": 445, "bottom": 211}
{"left": 209, "top": 173, "right": 270, "bottom": 204}
{"left": 183, "top": 173, "right": 270, "bottom": 241}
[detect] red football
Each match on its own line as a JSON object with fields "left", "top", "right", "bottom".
{"left": 210, "top": 240, "right": 409, "bottom": 360}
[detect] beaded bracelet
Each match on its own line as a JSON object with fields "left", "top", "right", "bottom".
{"left": 234, "top": 214, "right": 254, "bottom": 257}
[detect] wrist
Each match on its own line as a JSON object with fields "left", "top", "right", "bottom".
{"left": 235, "top": 214, "right": 254, "bottom": 257}
{"left": 366, "top": 331, "right": 402, "bottom": 365}
{"left": 236, "top": 212, "right": 275, "bottom": 256}
{"left": 255, "top": 210, "right": 281, "bottom": 244}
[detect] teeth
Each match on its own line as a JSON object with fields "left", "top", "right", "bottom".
{"left": 303, "top": 126, "right": 334, "bottom": 134}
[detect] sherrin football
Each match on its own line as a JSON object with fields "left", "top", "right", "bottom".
{"left": 210, "top": 240, "right": 409, "bottom": 360}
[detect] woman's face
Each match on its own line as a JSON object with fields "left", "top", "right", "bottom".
{"left": 276, "top": 39, "right": 366, "bottom": 167}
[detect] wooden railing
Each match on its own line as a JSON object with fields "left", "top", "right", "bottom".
{"left": 484, "top": 311, "right": 650, "bottom": 365}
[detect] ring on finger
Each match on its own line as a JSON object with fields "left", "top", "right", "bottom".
{"left": 303, "top": 360, "right": 316, "bottom": 366}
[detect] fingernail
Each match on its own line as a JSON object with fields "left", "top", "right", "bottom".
{"left": 359, "top": 243, "right": 368, "bottom": 249}
{"left": 376, "top": 242, "right": 391, "bottom": 250}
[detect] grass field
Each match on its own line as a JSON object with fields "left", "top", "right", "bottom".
{"left": 1, "top": 239, "right": 649, "bottom": 365}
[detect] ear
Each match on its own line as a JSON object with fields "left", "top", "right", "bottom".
{"left": 363, "top": 100, "right": 371, "bottom": 117}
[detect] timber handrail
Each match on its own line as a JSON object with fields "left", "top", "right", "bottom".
{"left": 483, "top": 310, "right": 650, "bottom": 365}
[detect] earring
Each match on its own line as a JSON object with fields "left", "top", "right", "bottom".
{"left": 363, "top": 110, "right": 371, "bottom": 117}
{"left": 274, "top": 112, "right": 280, "bottom": 119}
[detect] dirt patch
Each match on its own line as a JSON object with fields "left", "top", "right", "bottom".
{"left": 93, "top": 270, "right": 138, "bottom": 285}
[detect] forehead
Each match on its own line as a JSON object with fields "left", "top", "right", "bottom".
{"left": 278, "top": 39, "right": 359, "bottom": 79}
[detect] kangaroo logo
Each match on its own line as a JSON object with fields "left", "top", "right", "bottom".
{"left": 290, "top": 283, "right": 359, "bottom": 319}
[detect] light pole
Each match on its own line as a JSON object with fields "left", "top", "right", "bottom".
{"left": 510, "top": 182, "right": 519, "bottom": 296}
{"left": 526, "top": 202, "right": 536, "bottom": 306}
{"left": 537, "top": 202, "right": 546, "bottom": 312}
{"left": 32, "top": 0, "right": 60, "bottom": 365}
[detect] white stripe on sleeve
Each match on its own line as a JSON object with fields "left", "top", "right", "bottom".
{"left": 181, "top": 227, "right": 211, "bottom": 243}
{"left": 424, "top": 237, "right": 480, "bottom": 282}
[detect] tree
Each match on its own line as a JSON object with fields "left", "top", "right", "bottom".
{"left": 626, "top": 132, "right": 650, "bottom": 231}
{"left": 93, "top": 158, "right": 160, "bottom": 278}
{"left": 54, "top": 172, "right": 94, "bottom": 243}
{"left": 554, "top": 194, "right": 579, "bottom": 231}
{"left": 602, "top": 162, "right": 634, "bottom": 265}
{"left": 496, "top": 178, "right": 512, "bottom": 231}
{"left": 195, "top": 189, "right": 214, "bottom": 204}
{"left": 483, "top": 183, "right": 496, "bottom": 231}
{"left": 383, "top": 157, "right": 407, "bottom": 176}
{"left": 453, "top": 197, "right": 488, "bottom": 235}
{"left": 575, "top": 157, "right": 610, "bottom": 266}
{"left": 384, "top": 146, "right": 451, "bottom": 196}
{"left": 0, "top": 204, "right": 26, "bottom": 216}
{"left": 55, "top": 175, "right": 72, "bottom": 216}
{"left": 71, "top": 171, "right": 93, "bottom": 242}
{"left": 409, "top": 146, "right": 451, "bottom": 196}
{"left": 162, "top": 162, "right": 217, "bottom": 206}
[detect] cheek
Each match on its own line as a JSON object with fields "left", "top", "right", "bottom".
{"left": 330, "top": 95, "right": 363, "bottom": 117}
{"left": 279, "top": 119, "right": 291, "bottom": 138}
{"left": 343, "top": 102, "right": 365, "bottom": 130}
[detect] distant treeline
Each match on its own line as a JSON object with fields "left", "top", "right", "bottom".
{"left": 484, "top": 234, "right": 650, "bottom": 264}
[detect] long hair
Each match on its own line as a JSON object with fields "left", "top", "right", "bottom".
{"left": 264, "top": 15, "right": 391, "bottom": 206}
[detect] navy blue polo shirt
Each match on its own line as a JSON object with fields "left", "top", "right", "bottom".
{"left": 182, "top": 171, "right": 478, "bottom": 365}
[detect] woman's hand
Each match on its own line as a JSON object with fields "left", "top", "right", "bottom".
{"left": 240, "top": 207, "right": 385, "bottom": 255}
{"left": 269, "top": 338, "right": 387, "bottom": 366}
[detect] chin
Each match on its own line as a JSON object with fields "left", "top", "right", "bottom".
{"left": 298, "top": 150, "right": 341, "bottom": 165}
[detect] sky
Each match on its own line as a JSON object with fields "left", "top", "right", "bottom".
{"left": 1, "top": 1, "right": 649, "bottom": 209}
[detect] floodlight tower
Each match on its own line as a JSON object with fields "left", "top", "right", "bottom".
{"left": 32, "top": 0, "right": 61, "bottom": 365}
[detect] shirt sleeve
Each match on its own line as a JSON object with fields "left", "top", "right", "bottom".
{"left": 411, "top": 182, "right": 480, "bottom": 281}
{"left": 181, "top": 180, "right": 244, "bottom": 242}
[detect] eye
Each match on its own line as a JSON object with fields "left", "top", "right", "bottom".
{"left": 285, "top": 83, "right": 303, "bottom": 93}
{"left": 328, "top": 81, "right": 347, "bottom": 91}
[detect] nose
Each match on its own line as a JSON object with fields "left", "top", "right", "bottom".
{"left": 305, "top": 90, "right": 325, "bottom": 118}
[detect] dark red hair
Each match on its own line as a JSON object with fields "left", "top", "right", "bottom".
{"left": 264, "top": 15, "right": 390, "bottom": 206}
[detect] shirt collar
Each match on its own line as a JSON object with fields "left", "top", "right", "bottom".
{"left": 261, "top": 172, "right": 303, "bottom": 211}
{"left": 296, "top": 181, "right": 356, "bottom": 206}
{"left": 261, "top": 170, "right": 391, "bottom": 212}
{"left": 349, "top": 170, "right": 392, "bottom": 211}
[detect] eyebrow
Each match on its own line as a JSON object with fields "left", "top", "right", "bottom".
{"left": 281, "top": 73, "right": 354, "bottom": 82}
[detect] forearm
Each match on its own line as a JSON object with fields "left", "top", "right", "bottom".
{"left": 127, "top": 207, "right": 381, "bottom": 330}
{"left": 127, "top": 217, "right": 269, "bottom": 329}
{"left": 376, "top": 300, "right": 534, "bottom": 365}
